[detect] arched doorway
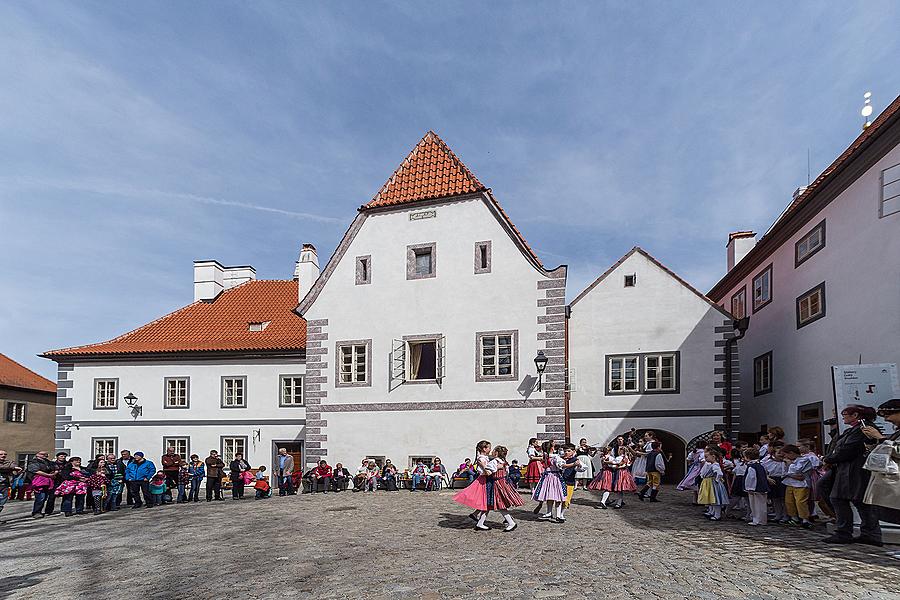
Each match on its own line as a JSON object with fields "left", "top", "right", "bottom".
{"left": 615, "top": 429, "right": 687, "bottom": 485}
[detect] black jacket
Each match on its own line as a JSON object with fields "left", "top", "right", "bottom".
{"left": 824, "top": 424, "right": 872, "bottom": 502}
{"left": 229, "top": 459, "right": 250, "bottom": 477}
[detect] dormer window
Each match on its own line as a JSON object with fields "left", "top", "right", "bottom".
{"left": 407, "top": 243, "right": 436, "bottom": 280}
{"left": 248, "top": 321, "right": 270, "bottom": 332}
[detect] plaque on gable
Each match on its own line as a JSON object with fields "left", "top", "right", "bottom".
{"left": 410, "top": 210, "right": 437, "bottom": 221}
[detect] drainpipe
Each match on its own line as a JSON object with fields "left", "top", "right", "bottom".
{"left": 724, "top": 316, "right": 750, "bottom": 440}
{"left": 564, "top": 304, "right": 571, "bottom": 443}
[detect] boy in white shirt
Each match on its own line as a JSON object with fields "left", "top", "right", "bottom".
{"left": 781, "top": 444, "right": 813, "bottom": 528}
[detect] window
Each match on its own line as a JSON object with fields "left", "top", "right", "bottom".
{"left": 644, "top": 354, "right": 677, "bottom": 391}
{"left": 248, "top": 321, "right": 270, "bottom": 332}
{"left": 608, "top": 356, "right": 639, "bottom": 393}
{"left": 163, "top": 436, "right": 189, "bottom": 459}
{"left": 221, "top": 436, "right": 247, "bottom": 465}
{"left": 474, "top": 241, "right": 491, "bottom": 274}
{"left": 731, "top": 286, "right": 747, "bottom": 319}
{"left": 355, "top": 255, "right": 371, "bottom": 285}
{"left": 221, "top": 376, "right": 247, "bottom": 408}
{"left": 752, "top": 264, "right": 773, "bottom": 312}
{"left": 280, "top": 375, "right": 304, "bottom": 406}
{"left": 5, "top": 402, "right": 26, "bottom": 423}
{"left": 94, "top": 378, "right": 118, "bottom": 409}
{"left": 624, "top": 274, "right": 636, "bottom": 287}
{"left": 164, "top": 377, "right": 189, "bottom": 408}
{"left": 407, "top": 243, "right": 436, "bottom": 280}
{"left": 408, "top": 339, "right": 437, "bottom": 380}
{"left": 881, "top": 162, "right": 900, "bottom": 217}
{"left": 795, "top": 220, "right": 826, "bottom": 266}
{"left": 796, "top": 282, "right": 826, "bottom": 328}
{"left": 476, "top": 330, "right": 518, "bottom": 382}
{"left": 92, "top": 437, "right": 117, "bottom": 457}
{"left": 754, "top": 352, "right": 773, "bottom": 396}
{"left": 17, "top": 453, "right": 37, "bottom": 468}
{"left": 409, "top": 455, "right": 436, "bottom": 468}
{"left": 336, "top": 340, "right": 372, "bottom": 387}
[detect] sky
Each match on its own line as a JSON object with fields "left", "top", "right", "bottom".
{"left": 2, "top": 2, "right": 900, "bottom": 379}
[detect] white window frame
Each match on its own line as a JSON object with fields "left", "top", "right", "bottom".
{"left": 221, "top": 436, "right": 247, "bottom": 465}
{"left": 163, "top": 436, "right": 190, "bottom": 459}
{"left": 92, "top": 437, "right": 118, "bottom": 457}
{"left": 336, "top": 340, "right": 372, "bottom": 387}
{"left": 280, "top": 375, "right": 305, "bottom": 406}
{"left": 608, "top": 355, "right": 639, "bottom": 394}
{"left": 93, "top": 378, "right": 118, "bottom": 409}
{"left": 754, "top": 352, "right": 773, "bottom": 396}
{"left": 752, "top": 264, "right": 773, "bottom": 312}
{"left": 644, "top": 353, "right": 677, "bottom": 392}
{"left": 221, "top": 376, "right": 247, "bottom": 408}
{"left": 475, "top": 330, "right": 518, "bottom": 382}
{"left": 164, "top": 377, "right": 190, "bottom": 409}
{"left": 796, "top": 282, "right": 826, "bottom": 328}
{"left": 5, "top": 401, "right": 27, "bottom": 423}
{"left": 795, "top": 220, "right": 826, "bottom": 267}
{"left": 881, "top": 162, "right": 900, "bottom": 218}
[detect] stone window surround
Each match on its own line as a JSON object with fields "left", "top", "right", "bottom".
{"left": 162, "top": 436, "right": 191, "bottom": 458}
{"left": 335, "top": 339, "right": 373, "bottom": 388}
{"left": 220, "top": 435, "right": 249, "bottom": 463}
{"left": 5, "top": 400, "right": 27, "bottom": 423}
{"left": 91, "top": 436, "right": 118, "bottom": 456}
{"left": 221, "top": 375, "right": 248, "bottom": 408}
{"left": 401, "top": 333, "right": 444, "bottom": 385}
{"left": 475, "top": 330, "right": 519, "bottom": 382}
{"left": 355, "top": 255, "right": 372, "bottom": 285}
{"left": 407, "top": 242, "right": 437, "bottom": 280}
{"left": 279, "top": 374, "right": 306, "bottom": 406}
{"left": 474, "top": 240, "right": 492, "bottom": 274}
{"left": 604, "top": 351, "right": 681, "bottom": 396}
{"left": 93, "top": 378, "right": 119, "bottom": 410}
{"left": 163, "top": 377, "right": 190, "bottom": 409}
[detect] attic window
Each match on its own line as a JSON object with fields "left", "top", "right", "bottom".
{"left": 248, "top": 321, "right": 270, "bottom": 332}
{"left": 624, "top": 274, "right": 636, "bottom": 287}
{"left": 474, "top": 241, "right": 491, "bottom": 274}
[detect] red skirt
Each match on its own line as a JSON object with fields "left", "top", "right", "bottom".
{"left": 524, "top": 460, "right": 544, "bottom": 484}
{"left": 491, "top": 477, "right": 525, "bottom": 510}
{"left": 614, "top": 468, "right": 637, "bottom": 492}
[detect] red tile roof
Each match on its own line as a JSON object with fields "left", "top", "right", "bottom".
{"left": 0, "top": 353, "right": 56, "bottom": 393}
{"left": 363, "top": 131, "right": 487, "bottom": 209}
{"left": 44, "top": 280, "right": 306, "bottom": 358}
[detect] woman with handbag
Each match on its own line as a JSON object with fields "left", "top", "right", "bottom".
{"left": 861, "top": 398, "right": 900, "bottom": 525}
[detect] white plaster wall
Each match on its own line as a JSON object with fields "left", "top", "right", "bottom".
{"left": 308, "top": 197, "right": 550, "bottom": 404}
{"left": 325, "top": 408, "right": 545, "bottom": 469}
{"left": 716, "top": 143, "right": 900, "bottom": 438}
{"left": 569, "top": 251, "right": 728, "bottom": 445}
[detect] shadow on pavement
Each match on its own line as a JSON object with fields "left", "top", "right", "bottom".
{"left": 0, "top": 567, "right": 56, "bottom": 600}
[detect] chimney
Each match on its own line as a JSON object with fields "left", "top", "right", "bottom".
{"left": 727, "top": 231, "right": 757, "bottom": 272}
{"left": 194, "top": 260, "right": 256, "bottom": 301}
{"left": 294, "top": 243, "right": 320, "bottom": 302}
{"left": 194, "top": 260, "right": 224, "bottom": 301}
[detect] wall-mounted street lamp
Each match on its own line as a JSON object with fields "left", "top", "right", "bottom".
{"left": 534, "top": 350, "right": 549, "bottom": 392}
{"left": 724, "top": 317, "right": 750, "bottom": 439}
{"left": 124, "top": 392, "right": 142, "bottom": 420}
{"left": 64, "top": 422, "right": 80, "bottom": 432}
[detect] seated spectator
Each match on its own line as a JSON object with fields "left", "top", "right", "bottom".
{"left": 454, "top": 458, "right": 476, "bottom": 485}
{"left": 332, "top": 463, "right": 351, "bottom": 492}
{"left": 507, "top": 460, "right": 522, "bottom": 488}
{"left": 353, "top": 459, "right": 369, "bottom": 491}
{"left": 363, "top": 461, "right": 380, "bottom": 492}
{"left": 311, "top": 460, "right": 332, "bottom": 493}
{"left": 431, "top": 458, "right": 449, "bottom": 489}
{"left": 410, "top": 461, "right": 428, "bottom": 491}
{"left": 302, "top": 467, "right": 317, "bottom": 493}
{"left": 381, "top": 460, "right": 398, "bottom": 491}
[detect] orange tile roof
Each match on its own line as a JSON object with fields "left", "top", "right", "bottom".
{"left": 44, "top": 280, "right": 306, "bottom": 358}
{"left": 363, "top": 131, "right": 487, "bottom": 209}
{"left": 0, "top": 353, "right": 56, "bottom": 393}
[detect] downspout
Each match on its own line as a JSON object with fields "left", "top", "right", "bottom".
{"left": 723, "top": 317, "right": 749, "bottom": 440}
{"left": 564, "top": 304, "right": 571, "bottom": 443}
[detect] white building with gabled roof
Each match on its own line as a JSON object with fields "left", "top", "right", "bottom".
{"left": 567, "top": 247, "right": 738, "bottom": 482}
{"left": 296, "top": 131, "right": 567, "bottom": 469}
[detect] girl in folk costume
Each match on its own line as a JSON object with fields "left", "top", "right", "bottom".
{"left": 724, "top": 447, "right": 749, "bottom": 520}
{"left": 488, "top": 446, "right": 524, "bottom": 532}
{"left": 587, "top": 446, "right": 610, "bottom": 498}
{"left": 524, "top": 438, "right": 544, "bottom": 490}
{"left": 531, "top": 440, "right": 556, "bottom": 514}
{"left": 630, "top": 431, "right": 656, "bottom": 487}
{"left": 453, "top": 440, "right": 495, "bottom": 531}
{"left": 677, "top": 444, "right": 706, "bottom": 503}
{"left": 698, "top": 448, "right": 730, "bottom": 520}
{"left": 596, "top": 443, "right": 637, "bottom": 509}
{"left": 575, "top": 438, "right": 596, "bottom": 490}
{"left": 532, "top": 441, "right": 566, "bottom": 522}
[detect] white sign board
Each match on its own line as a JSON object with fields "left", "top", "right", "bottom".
{"left": 831, "top": 363, "right": 899, "bottom": 433}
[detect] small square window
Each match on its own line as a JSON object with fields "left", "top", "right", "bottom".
{"left": 624, "top": 274, "right": 636, "bottom": 287}
{"left": 5, "top": 402, "right": 26, "bottom": 423}
{"left": 475, "top": 331, "right": 518, "bottom": 382}
{"left": 796, "top": 282, "right": 826, "bottom": 328}
{"left": 336, "top": 340, "right": 372, "bottom": 387}
{"left": 407, "top": 243, "right": 436, "bottom": 280}
{"left": 248, "top": 321, "right": 270, "bottom": 332}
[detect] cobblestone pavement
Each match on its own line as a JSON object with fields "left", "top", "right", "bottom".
{"left": 1, "top": 487, "right": 898, "bottom": 600}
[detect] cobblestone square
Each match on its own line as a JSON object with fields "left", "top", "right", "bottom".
{"left": 1, "top": 487, "right": 898, "bottom": 600}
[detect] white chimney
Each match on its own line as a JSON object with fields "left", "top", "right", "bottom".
{"left": 294, "top": 243, "right": 320, "bottom": 302}
{"left": 194, "top": 260, "right": 256, "bottom": 301}
{"left": 727, "top": 231, "right": 757, "bottom": 272}
{"left": 194, "top": 260, "right": 224, "bottom": 302}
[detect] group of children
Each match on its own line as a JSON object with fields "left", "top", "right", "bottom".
{"left": 679, "top": 430, "right": 823, "bottom": 527}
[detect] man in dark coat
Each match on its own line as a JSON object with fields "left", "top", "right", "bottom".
{"left": 823, "top": 405, "right": 882, "bottom": 546}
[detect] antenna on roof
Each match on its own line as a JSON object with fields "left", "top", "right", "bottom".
{"left": 861, "top": 91, "right": 873, "bottom": 130}
{"left": 807, "top": 148, "right": 810, "bottom": 185}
